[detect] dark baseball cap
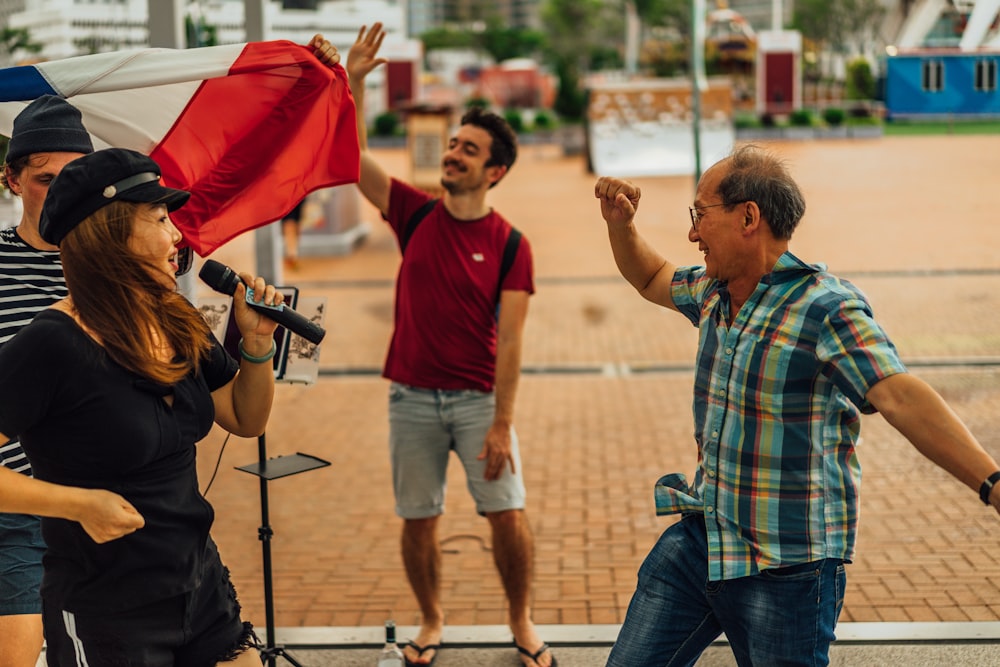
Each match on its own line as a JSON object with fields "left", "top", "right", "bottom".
{"left": 40, "top": 148, "right": 190, "bottom": 245}
{"left": 6, "top": 95, "right": 94, "bottom": 163}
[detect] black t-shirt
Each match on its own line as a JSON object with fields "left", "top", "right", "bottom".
{"left": 0, "top": 309, "right": 239, "bottom": 613}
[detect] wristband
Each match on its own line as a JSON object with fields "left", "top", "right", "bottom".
{"left": 979, "top": 471, "right": 1000, "bottom": 505}
{"left": 238, "top": 338, "right": 276, "bottom": 364}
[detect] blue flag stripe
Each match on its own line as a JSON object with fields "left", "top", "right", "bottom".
{"left": 0, "top": 66, "right": 59, "bottom": 102}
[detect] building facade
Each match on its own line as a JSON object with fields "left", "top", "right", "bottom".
{"left": 885, "top": 50, "right": 1000, "bottom": 116}
{"left": 5, "top": 0, "right": 405, "bottom": 61}
{"left": 407, "top": 0, "right": 541, "bottom": 37}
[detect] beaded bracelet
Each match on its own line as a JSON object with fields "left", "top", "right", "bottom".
{"left": 238, "top": 338, "right": 276, "bottom": 364}
{"left": 980, "top": 471, "right": 1000, "bottom": 505}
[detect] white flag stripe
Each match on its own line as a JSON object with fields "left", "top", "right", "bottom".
{"left": 34, "top": 45, "right": 243, "bottom": 96}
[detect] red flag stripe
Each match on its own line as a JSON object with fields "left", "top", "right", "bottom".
{"left": 150, "top": 40, "right": 359, "bottom": 256}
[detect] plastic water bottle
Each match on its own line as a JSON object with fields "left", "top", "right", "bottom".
{"left": 377, "top": 620, "right": 405, "bottom": 666}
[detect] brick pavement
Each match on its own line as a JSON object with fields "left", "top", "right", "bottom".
{"left": 197, "top": 136, "right": 1000, "bottom": 635}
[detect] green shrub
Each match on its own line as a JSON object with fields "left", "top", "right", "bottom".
{"left": 846, "top": 114, "right": 881, "bottom": 126}
{"left": 465, "top": 96, "right": 490, "bottom": 110}
{"left": 533, "top": 110, "right": 555, "bottom": 130}
{"left": 503, "top": 109, "right": 524, "bottom": 133}
{"left": 372, "top": 111, "right": 399, "bottom": 137}
{"left": 789, "top": 109, "right": 814, "bottom": 127}
{"left": 733, "top": 113, "right": 761, "bottom": 129}
{"left": 553, "top": 61, "right": 586, "bottom": 122}
{"left": 822, "top": 107, "right": 846, "bottom": 127}
{"left": 846, "top": 58, "right": 876, "bottom": 101}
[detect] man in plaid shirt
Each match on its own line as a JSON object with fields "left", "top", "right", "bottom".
{"left": 595, "top": 145, "right": 1000, "bottom": 666}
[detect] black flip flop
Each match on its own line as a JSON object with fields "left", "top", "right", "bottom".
{"left": 515, "top": 640, "right": 558, "bottom": 667}
{"left": 403, "top": 640, "right": 441, "bottom": 667}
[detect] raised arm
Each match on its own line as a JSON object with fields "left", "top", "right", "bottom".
{"left": 866, "top": 373, "right": 1000, "bottom": 514}
{"left": 595, "top": 177, "right": 678, "bottom": 311}
{"left": 211, "top": 274, "right": 282, "bottom": 437}
{"left": 346, "top": 23, "right": 392, "bottom": 215}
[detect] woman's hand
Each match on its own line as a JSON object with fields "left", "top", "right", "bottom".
{"left": 231, "top": 273, "right": 284, "bottom": 352}
{"left": 73, "top": 489, "right": 145, "bottom": 544}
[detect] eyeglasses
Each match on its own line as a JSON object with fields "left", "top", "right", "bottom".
{"left": 688, "top": 203, "right": 727, "bottom": 231}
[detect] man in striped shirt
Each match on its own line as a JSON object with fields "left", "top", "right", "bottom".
{"left": 0, "top": 95, "right": 92, "bottom": 667}
{"left": 595, "top": 145, "right": 1000, "bottom": 666}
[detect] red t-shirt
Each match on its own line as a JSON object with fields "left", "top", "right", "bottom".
{"left": 383, "top": 179, "right": 534, "bottom": 391}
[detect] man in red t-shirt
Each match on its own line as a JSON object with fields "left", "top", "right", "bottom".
{"left": 347, "top": 23, "right": 555, "bottom": 667}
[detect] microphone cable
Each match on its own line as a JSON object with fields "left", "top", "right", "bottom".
{"left": 202, "top": 431, "right": 231, "bottom": 497}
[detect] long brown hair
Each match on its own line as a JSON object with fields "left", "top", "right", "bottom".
{"left": 59, "top": 200, "right": 212, "bottom": 385}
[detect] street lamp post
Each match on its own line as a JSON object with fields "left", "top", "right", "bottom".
{"left": 690, "top": 0, "right": 707, "bottom": 185}
{"left": 243, "top": 0, "right": 282, "bottom": 282}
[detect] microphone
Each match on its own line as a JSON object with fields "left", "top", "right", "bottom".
{"left": 199, "top": 259, "right": 326, "bottom": 345}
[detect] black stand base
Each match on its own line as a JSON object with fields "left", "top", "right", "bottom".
{"left": 259, "top": 646, "right": 305, "bottom": 667}
{"left": 237, "top": 435, "right": 330, "bottom": 667}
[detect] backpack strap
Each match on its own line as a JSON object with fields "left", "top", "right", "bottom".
{"left": 495, "top": 227, "right": 523, "bottom": 306}
{"left": 399, "top": 198, "right": 439, "bottom": 254}
{"left": 400, "top": 200, "right": 522, "bottom": 312}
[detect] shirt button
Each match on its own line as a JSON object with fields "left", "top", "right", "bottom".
{"left": 711, "top": 430, "right": 719, "bottom": 437}
{"left": 725, "top": 347, "right": 734, "bottom": 355}
{"left": 707, "top": 470, "right": 716, "bottom": 478}
{"left": 718, "top": 389, "right": 726, "bottom": 397}
{"left": 706, "top": 506, "right": 714, "bottom": 513}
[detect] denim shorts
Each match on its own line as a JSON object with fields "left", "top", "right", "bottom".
{"left": 607, "top": 514, "right": 846, "bottom": 667}
{"left": 388, "top": 382, "right": 526, "bottom": 519}
{"left": 0, "top": 511, "right": 44, "bottom": 615}
{"left": 43, "top": 540, "right": 254, "bottom": 667}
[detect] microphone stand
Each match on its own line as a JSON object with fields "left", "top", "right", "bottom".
{"left": 236, "top": 433, "right": 330, "bottom": 667}
{"left": 219, "top": 285, "right": 329, "bottom": 666}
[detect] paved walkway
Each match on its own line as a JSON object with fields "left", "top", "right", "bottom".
{"left": 195, "top": 136, "right": 1000, "bottom": 659}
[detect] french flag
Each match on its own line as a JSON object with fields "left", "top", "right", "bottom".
{"left": 0, "top": 40, "right": 359, "bottom": 256}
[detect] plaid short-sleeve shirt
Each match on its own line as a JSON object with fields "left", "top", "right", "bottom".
{"left": 661, "top": 252, "right": 907, "bottom": 581}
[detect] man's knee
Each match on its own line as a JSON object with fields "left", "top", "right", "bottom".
{"left": 485, "top": 508, "right": 524, "bottom": 530}
{"left": 403, "top": 516, "right": 440, "bottom": 541}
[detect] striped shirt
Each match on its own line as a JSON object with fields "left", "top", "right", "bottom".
{"left": 658, "top": 251, "right": 907, "bottom": 581}
{"left": 0, "top": 227, "right": 67, "bottom": 476}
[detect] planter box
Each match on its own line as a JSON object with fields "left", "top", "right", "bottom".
{"left": 557, "top": 124, "right": 586, "bottom": 157}
{"left": 734, "top": 125, "right": 876, "bottom": 141}
{"left": 816, "top": 126, "right": 849, "bottom": 139}
{"left": 847, "top": 124, "right": 884, "bottom": 138}
{"left": 734, "top": 127, "right": 784, "bottom": 140}
{"left": 783, "top": 126, "right": 816, "bottom": 140}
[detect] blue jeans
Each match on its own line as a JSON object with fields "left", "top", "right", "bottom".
{"left": 607, "top": 514, "right": 845, "bottom": 667}
{"left": 0, "top": 511, "right": 44, "bottom": 615}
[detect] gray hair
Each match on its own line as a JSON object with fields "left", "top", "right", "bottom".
{"left": 716, "top": 144, "right": 805, "bottom": 240}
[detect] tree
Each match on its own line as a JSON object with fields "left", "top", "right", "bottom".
{"left": 420, "top": 27, "right": 475, "bottom": 52}
{"left": 476, "top": 18, "right": 545, "bottom": 64}
{"left": 845, "top": 57, "right": 876, "bottom": 100}
{"left": 793, "top": 0, "right": 886, "bottom": 55}
{"left": 541, "top": 0, "right": 624, "bottom": 120}
{"left": 420, "top": 21, "right": 543, "bottom": 64}
{"left": 839, "top": 0, "right": 888, "bottom": 55}
{"left": 186, "top": 16, "right": 219, "bottom": 48}
{"left": 1, "top": 27, "right": 43, "bottom": 62}
{"left": 631, "top": 0, "right": 690, "bottom": 36}
{"left": 629, "top": 0, "right": 695, "bottom": 77}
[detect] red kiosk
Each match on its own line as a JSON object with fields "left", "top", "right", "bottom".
{"left": 756, "top": 30, "right": 802, "bottom": 115}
